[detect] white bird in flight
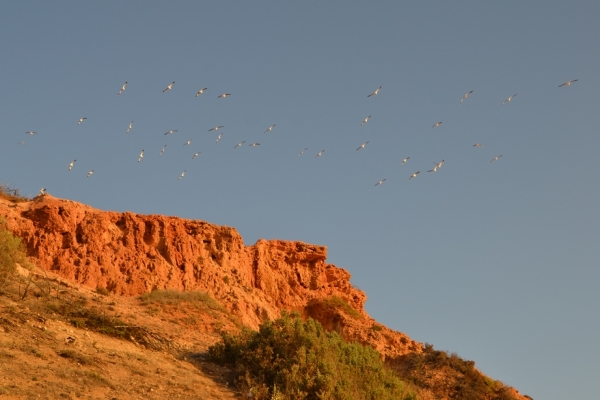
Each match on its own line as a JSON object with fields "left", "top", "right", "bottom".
{"left": 163, "top": 81, "right": 175, "bottom": 92}
{"left": 183, "top": 140, "right": 192, "bottom": 146}
{"left": 178, "top": 170, "right": 186, "bottom": 180}
{"left": 502, "top": 94, "right": 517, "bottom": 105}
{"left": 234, "top": 141, "right": 245, "bottom": 149}
{"left": 249, "top": 143, "right": 260, "bottom": 147}
{"left": 432, "top": 121, "right": 442, "bottom": 128}
{"left": 138, "top": 150, "right": 144, "bottom": 162}
{"left": 216, "top": 132, "right": 223, "bottom": 143}
{"left": 25, "top": 131, "right": 37, "bottom": 135}
{"left": 196, "top": 88, "right": 207, "bottom": 97}
{"left": 298, "top": 148, "right": 308, "bottom": 157}
{"left": 164, "top": 130, "right": 178, "bottom": 135}
{"left": 218, "top": 93, "right": 232, "bottom": 98}
{"left": 68, "top": 160, "right": 76, "bottom": 171}
{"left": 361, "top": 116, "right": 371, "bottom": 126}
{"left": 209, "top": 126, "right": 223, "bottom": 131}
{"left": 490, "top": 155, "right": 503, "bottom": 163}
{"left": 473, "top": 143, "right": 483, "bottom": 148}
{"left": 118, "top": 81, "right": 127, "bottom": 95}
{"left": 460, "top": 90, "right": 473, "bottom": 104}
{"left": 78, "top": 117, "right": 87, "bottom": 125}
{"left": 315, "top": 150, "right": 325, "bottom": 159}
{"left": 559, "top": 79, "right": 578, "bottom": 87}
{"left": 428, "top": 166, "right": 438, "bottom": 173}
{"left": 434, "top": 159, "right": 444, "bottom": 169}
{"left": 87, "top": 170, "right": 94, "bottom": 178}
{"left": 401, "top": 157, "right": 410, "bottom": 165}
{"left": 18, "top": 141, "right": 25, "bottom": 145}
{"left": 356, "top": 141, "right": 369, "bottom": 151}
{"left": 192, "top": 152, "right": 200, "bottom": 159}
{"left": 368, "top": 86, "right": 382, "bottom": 97}
{"left": 374, "top": 179, "right": 386, "bottom": 186}
{"left": 159, "top": 145, "right": 167, "bottom": 155}
{"left": 409, "top": 171, "right": 420, "bottom": 180}
{"left": 126, "top": 121, "right": 133, "bottom": 134}
{"left": 264, "top": 124, "right": 276, "bottom": 134}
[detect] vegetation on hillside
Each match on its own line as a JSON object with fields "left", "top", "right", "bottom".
{"left": 0, "top": 218, "right": 29, "bottom": 290}
{"left": 0, "top": 181, "right": 29, "bottom": 203}
{"left": 209, "top": 311, "right": 417, "bottom": 400}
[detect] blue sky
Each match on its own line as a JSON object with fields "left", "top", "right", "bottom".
{"left": 2, "top": 2, "right": 599, "bottom": 398}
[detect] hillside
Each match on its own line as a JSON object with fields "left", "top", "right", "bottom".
{"left": 0, "top": 193, "right": 531, "bottom": 399}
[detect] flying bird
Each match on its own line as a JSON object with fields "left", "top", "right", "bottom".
{"left": 25, "top": 131, "right": 37, "bottom": 135}
{"left": 118, "top": 81, "right": 127, "bottom": 95}
{"left": 460, "top": 90, "right": 473, "bottom": 104}
{"left": 559, "top": 79, "right": 578, "bottom": 87}
{"left": 192, "top": 152, "right": 200, "bottom": 159}
{"left": 164, "top": 130, "right": 178, "bottom": 135}
{"left": 249, "top": 143, "right": 260, "bottom": 147}
{"left": 126, "top": 121, "right": 133, "bottom": 134}
{"left": 315, "top": 150, "right": 325, "bottom": 159}
{"left": 87, "top": 170, "right": 94, "bottom": 178}
{"left": 183, "top": 140, "right": 192, "bottom": 146}
{"left": 401, "top": 157, "right": 410, "bottom": 165}
{"left": 368, "top": 86, "right": 382, "bottom": 97}
{"left": 490, "top": 155, "right": 503, "bottom": 163}
{"left": 473, "top": 143, "right": 483, "bottom": 148}
{"left": 178, "top": 170, "right": 186, "bottom": 180}
{"left": 216, "top": 132, "right": 223, "bottom": 143}
{"left": 428, "top": 166, "right": 438, "bottom": 173}
{"left": 361, "top": 116, "right": 371, "bottom": 126}
{"left": 432, "top": 121, "right": 442, "bottom": 128}
{"left": 298, "top": 148, "right": 308, "bottom": 157}
{"left": 234, "top": 141, "right": 246, "bottom": 149}
{"left": 196, "top": 88, "right": 208, "bottom": 97}
{"left": 356, "top": 141, "right": 369, "bottom": 151}
{"left": 163, "top": 81, "right": 175, "bottom": 92}
{"left": 68, "top": 160, "right": 76, "bottom": 171}
{"left": 17, "top": 141, "right": 25, "bottom": 145}
{"left": 78, "top": 117, "right": 87, "bottom": 125}
{"left": 159, "top": 145, "right": 167, "bottom": 155}
{"left": 502, "top": 94, "right": 517, "bottom": 105}
{"left": 434, "top": 159, "right": 445, "bottom": 169}
{"left": 374, "top": 179, "right": 386, "bottom": 186}
{"left": 209, "top": 126, "right": 223, "bottom": 131}
{"left": 264, "top": 124, "right": 276, "bottom": 134}
{"left": 218, "top": 93, "right": 231, "bottom": 98}
{"left": 409, "top": 171, "right": 420, "bottom": 180}
{"left": 138, "top": 150, "right": 144, "bottom": 162}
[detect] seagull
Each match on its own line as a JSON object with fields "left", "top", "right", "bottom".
{"left": 368, "top": 86, "right": 382, "bottom": 97}
{"left": 163, "top": 81, "right": 175, "bottom": 92}
{"left": 559, "top": 79, "right": 578, "bottom": 87}
{"left": 192, "top": 152, "right": 200, "bottom": 159}
{"left": 39, "top": 188, "right": 47, "bottom": 196}
{"left": 178, "top": 170, "right": 186, "bottom": 180}
{"left": 78, "top": 117, "right": 87, "bottom": 125}
{"left": 473, "top": 143, "right": 483, "bottom": 148}
{"left": 87, "top": 170, "right": 94, "bottom": 177}
{"left": 68, "top": 160, "right": 76, "bottom": 171}
{"left": 118, "top": 81, "right": 127, "bottom": 95}
{"left": 460, "top": 91, "right": 473, "bottom": 104}
{"left": 164, "top": 130, "right": 178, "bottom": 135}
{"left": 428, "top": 166, "right": 438, "bottom": 173}
{"left": 234, "top": 141, "right": 245, "bottom": 149}
{"left": 209, "top": 126, "right": 223, "bottom": 131}
{"left": 298, "top": 148, "right": 308, "bottom": 157}
{"left": 409, "top": 171, "right": 420, "bottom": 180}
{"left": 432, "top": 121, "right": 442, "bottom": 128}
{"left": 401, "top": 157, "right": 410, "bottom": 165}
{"left": 216, "top": 132, "right": 223, "bottom": 143}
{"left": 264, "top": 124, "right": 276, "bottom": 134}
{"left": 138, "top": 150, "right": 144, "bottom": 163}
{"left": 361, "top": 116, "right": 371, "bottom": 126}
{"left": 490, "top": 155, "right": 503, "bottom": 163}
{"left": 159, "top": 145, "right": 167, "bottom": 155}
{"left": 18, "top": 141, "right": 25, "bottom": 145}
{"left": 249, "top": 143, "right": 260, "bottom": 147}
{"left": 374, "top": 179, "right": 386, "bottom": 186}
{"left": 25, "top": 131, "right": 37, "bottom": 135}
{"left": 126, "top": 121, "right": 133, "bottom": 134}
{"left": 356, "top": 141, "right": 369, "bottom": 151}
{"left": 218, "top": 93, "right": 231, "bottom": 98}
{"left": 434, "top": 159, "right": 445, "bottom": 169}
{"left": 196, "top": 87, "right": 208, "bottom": 97}
{"left": 183, "top": 140, "right": 192, "bottom": 146}
{"left": 315, "top": 150, "right": 325, "bottom": 159}
{"left": 502, "top": 94, "right": 517, "bottom": 105}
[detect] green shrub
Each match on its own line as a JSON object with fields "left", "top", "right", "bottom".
{"left": 0, "top": 219, "right": 28, "bottom": 289}
{"left": 209, "top": 311, "right": 416, "bottom": 400}
{"left": 312, "top": 295, "right": 362, "bottom": 320}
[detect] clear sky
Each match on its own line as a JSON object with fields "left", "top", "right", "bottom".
{"left": 2, "top": 2, "right": 599, "bottom": 398}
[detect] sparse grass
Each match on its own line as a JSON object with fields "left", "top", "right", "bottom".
{"left": 57, "top": 349, "right": 93, "bottom": 365}
{"left": 0, "top": 218, "right": 30, "bottom": 291}
{"left": 310, "top": 295, "right": 362, "bottom": 320}
{"left": 372, "top": 324, "right": 383, "bottom": 331}
{"left": 140, "top": 289, "right": 226, "bottom": 312}
{"left": 95, "top": 286, "right": 110, "bottom": 296}
{"left": 0, "top": 182, "right": 29, "bottom": 203}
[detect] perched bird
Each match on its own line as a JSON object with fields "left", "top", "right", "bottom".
{"left": 17, "top": 141, "right": 25, "bottom": 145}
{"left": 401, "top": 157, "right": 410, "bottom": 165}
{"left": 375, "top": 179, "right": 386, "bottom": 186}
{"left": 234, "top": 141, "right": 246, "bottom": 149}
{"left": 78, "top": 117, "right": 87, "bottom": 125}
{"left": 25, "top": 131, "right": 37, "bottom": 135}
{"left": 164, "top": 130, "right": 178, "bottom": 135}
{"left": 559, "top": 79, "right": 578, "bottom": 87}
{"left": 178, "top": 170, "right": 186, "bottom": 180}
{"left": 315, "top": 150, "right": 325, "bottom": 159}
{"left": 490, "top": 155, "right": 503, "bottom": 163}
{"left": 118, "top": 81, "right": 127, "bottom": 95}
{"left": 298, "top": 148, "right": 308, "bottom": 157}
{"left": 163, "top": 81, "right": 175, "bottom": 92}
{"left": 502, "top": 94, "right": 517, "bottom": 105}
{"left": 209, "top": 126, "right": 223, "bottom": 131}
{"left": 264, "top": 124, "right": 276, "bottom": 134}
{"left": 368, "top": 86, "right": 382, "bottom": 97}
{"left": 39, "top": 188, "right": 46, "bottom": 196}
{"left": 361, "top": 116, "right": 371, "bottom": 126}
{"left": 87, "top": 170, "right": 94, "bottom": 177}
{"left": 183, "top": 140, "right": 192, "bottom": 146}
{"left": 68, "top": 160, "right": 76, "bottom": 171}
{"left": 216, "top": 132, "right": 223, "bottom": 143}
{"left": 192, "top": 152, "right": 200, "bottom": 159}
{"left": 126, "top": 121, "right": 133, "bottom": 134}
{"left": 460, "top": 91, "right": 473, "bottom": 104}
{"left": 159, "top": 145, "right": 167, "bottom": 155}
{"left": 356, "top": 141, "right": 369, "bottom": 151}
{"left": 138, "top": 150, "right": 144, "bottom": 163}
{"left": 428, "top": 166, "right": 438, "bottom": 173}
{"left": 473, "top": 143, "right": 483, "bottom": 148}
{"left": 196, "top": 87, "right": 208, "bottom": 97}
{"left": 409, "top": 171, "right": 420, "bottom": 180}
{"left": 432, "top": 121, "right": 442, "bottom": 128}
{"left": 218, "top": 93, "right": 232, "bottom": 98}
